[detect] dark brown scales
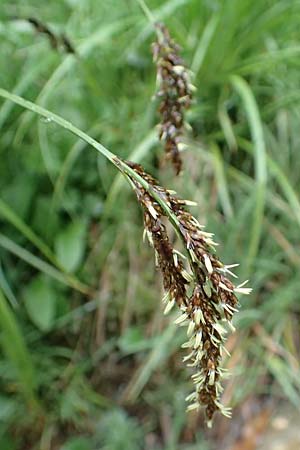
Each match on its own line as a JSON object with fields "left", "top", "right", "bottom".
{"left": 122, "top": 160, "right": 251, "bottom": 425}
{"left": 152, "top": 23, "right": 193, "bottom": 174}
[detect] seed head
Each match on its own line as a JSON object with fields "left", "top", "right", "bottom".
{"left": 152, "top": 23, "right": 193, "bottom": 174}
{"left": 123, "top": 160, "right": 252, "bottom": 426}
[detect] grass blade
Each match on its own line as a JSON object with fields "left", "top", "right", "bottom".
{"left": 191, "top": 13, "right": 219, "bottom": 77}
{"left": 52, "top": 123, "right": 103, "bottom": 210}
{"left": 0, "top": 288, "right": 40, "bottom": 410}
{"left": 0, "top": 88, "right": 186, "bottom": 245}
{"left": 0, "top": 198, "right": 58, "bottom": 267}
{"left": 211, "top": 142, "right": 233, "bottom": 219}
{"left": 268, "top": 158, "right": 300, "bottom": 229}
{"left": 13, "top": 19, "right": 133, "bottom": 145}
{"left": 103, "top": 130, "right": 157, "bottom": 218}
{"left": 121, "top": 323, "right": 180, "bottom": 403}
{"left": 230, "top": 76, "right": 267, "bottom": 183}
{"left": 0, "top": 260, "right": 18, "bottom": 308}
{"left": 0, "top": 233, "right": 92, "bottom": 296}
{"left": 231, "top": 75, "right": 267, "bottom": 274}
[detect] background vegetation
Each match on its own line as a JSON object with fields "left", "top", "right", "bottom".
{"left": 1, "top": 0, "right": 300, "bottom": 449}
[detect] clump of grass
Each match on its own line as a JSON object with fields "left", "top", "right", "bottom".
{"left": 0, "top": 87, "right": 251, "bottom": 426}
{"left": 5, "top": 1, "right": 300, "bottom": 444}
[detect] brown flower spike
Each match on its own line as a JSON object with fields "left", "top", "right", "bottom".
{"left": 124, "top": 160, "right": 251, "bottom": 427}
{"left": 152, "top": 23, "right": 194, "bottom": 174}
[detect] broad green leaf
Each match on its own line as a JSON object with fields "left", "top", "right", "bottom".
{"left": 23, "top": 275, "right": 56, "bottom": 332}
{"left": 55, "top": 221, "right": 87, "bottom": 273}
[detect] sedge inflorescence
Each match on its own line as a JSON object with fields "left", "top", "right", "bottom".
{"left": 152, "top": 23, "right": 193, "bottom": 175}
{"left": 124, "top": 160, "right": 251, "bottom": 426}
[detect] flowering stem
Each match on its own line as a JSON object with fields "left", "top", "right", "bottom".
{"left": 0, "top": 88, "right": 250, "bottom": 425}
{"left": 0, "top": 88, "right": 189, "bottom": 258}
{"left": 116, "top": 160, "right": 197, "bottom": 271}
{"left": 136, "top": 0, "right": 165, "bottom": 42}
{"left": 136, "top": 0, "right": 156, "bottom": 24}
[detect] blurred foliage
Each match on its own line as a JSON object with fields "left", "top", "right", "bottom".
{"left": 0, "top": 0, "right": 300, "bottom": 449}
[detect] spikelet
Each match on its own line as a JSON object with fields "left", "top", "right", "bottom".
{"left": 122, "top": 160, "right": 252, "bottom": 426}
{"left": 152, "top": 23, "right": 194, "bottom": 174}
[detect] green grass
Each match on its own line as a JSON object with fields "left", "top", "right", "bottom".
{"left": 1, "top": 0, "right": 300, "bottom": 449}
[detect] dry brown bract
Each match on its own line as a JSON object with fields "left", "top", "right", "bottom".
{"left": 152, "top": 23, "right": 193, "bottom": 175}
{"left": 11, "top": 17, "right": 76, "bottom": 54}
{"left": 124, "top": 160, "right": 252, "bottom": 426}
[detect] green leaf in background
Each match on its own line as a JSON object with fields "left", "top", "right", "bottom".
{"left": 54, "top": 221, "right": 87, "bottom": 273}
{"left": 1, "top": 174, "right": 35, "bottom": 220}
{"left": 60, "top": 437, "right": 91, "bottom": 450}
{"left": 0, "top": 289, "right": 39, "bottom": 408}
{"left": 118, "top": 326, "right": 158, "bottom": 355}
{"left": 60, "top": 387, "right": 89, "bottom": 422}
{"left": 0, "top": 396, "right": 17, "bottom": 422}
{"left": 267, "top": 356, "right": 300, "bottom": 408}
{"left": 23, "top": 275, "right": 56, "bottom": 332}
{"left": 97, "top": 409, "right": 143, "bottom": 450}
{"left": 0, "top": 434, "right": 16, "bottom": 450}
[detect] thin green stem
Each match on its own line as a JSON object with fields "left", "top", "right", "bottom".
{"left": 136, "top": 0, "right": 156, "bottom": 24}
{"left": 136, "top": 0, "right": 165, "bottom": 43}
{"left": 0, "top": 88, "right": 195, "bottom": 276}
